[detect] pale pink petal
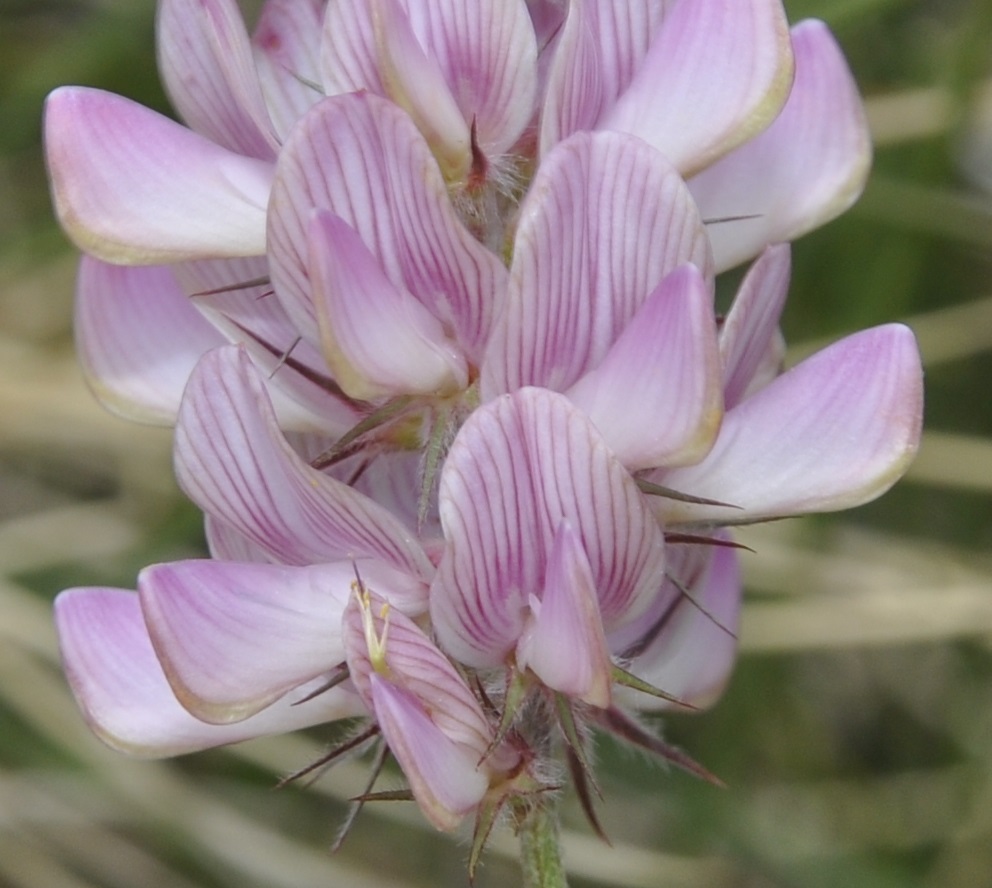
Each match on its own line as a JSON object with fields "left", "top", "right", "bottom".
{"left": 603, "top": 0, "right": 794, "bottom": 175}
{"left": 204, "top": 515, "right": 274, "bottom": 563}
{"left": 252, "top": 0, "right": 325, "bottom": 140}
{"left": 322, "top": 0, "right": 537, "bottom": 165}
{"left": 174, "top": 345, "right": 434, "bottom": 580}
{"left": 482, "top": 130, "right": 711, "bottom": 396}
{"left": 690, "top": 20, "right": 872, "bottom": 272}
{"left": 628, "top": 541, "right": 742, "bottom": 710}
{"left": 516, "top": 522, "right": 613, "bottom": 707}
{"left": 343, "top": 596, "right": 495, "bottom": 755}
{"left": 139, "top": 560, "right": 349, "bottom": 723}
{"left": 720, "top": 244, "right": 791, "bottom": 408}
{"left": 75, "top": 257, "right": 224, "bottom": 424}
{"left": 658, "top": 325, "right": 924, "bottom": 524}
{"left": 405, "top": 0, "right": 538, "bottom": 158}
{"left": 268, "top": 92, "right": 506, "bottom": 361}
{"left": 430, "top": 388, "right": 666, "bottom": 668}
{"left": 308, "top": 211, "right": 468, "bottom": 399}
{"left": 157, "top": 0, "right": 278, "bottom": 158}
{"left": 139, "top": 559, "right": 422, "bottom": 724}
{"left": 566, "top": 264, "right": 723, "bottom": 471}
{"left": 54, "top": 587, "right": 364, "bottom": 757}
{"left": 45, "top": 87, "right": 272, "bottom": 263}
{"left": 370, "top": 677, "right": 488, "bottom": 830}
{"left": 540, "top": 0, "right": 669, "bottom": 153}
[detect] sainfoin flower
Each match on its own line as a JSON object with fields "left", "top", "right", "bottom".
{"left": 47, "top": 0, "right": 923, "bottom": 877}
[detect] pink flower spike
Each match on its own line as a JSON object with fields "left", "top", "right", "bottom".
{"left": 659, "top": 324, "right": 925, "bottom": 524}
{"left": 157, "top": 0, "right": 278, "bottom": 159}
{"left": 75, "top": 257, "right": 224, "bottom": 425}
{"left": 174, "top": 345, "right": 434, "bottom": 582}
{"left": 138, "top": 560, "right": 371, "bottom": 724}
{"left": 431, "top": 388, "right": 666, "bottom": 668}
{"left": 719, "top": 244, "right": 792, "bottom": 409}
{"left": 566, "top": 264, "right": 723, "bottom": 471}
{"left": 602, "top": 0, "right": 794, "bottom": 176}
{"left": 690, "top": 20, "right": 873, "bottom": 272}
{"left": 44, "top": 87, "right": 272, "bottom": 263}
{"left": 516, "top": 522, "right": 612, "bottom": 708}
{"left": 308, "top": 210, "right": 468, "bottom": 400}
{"left": 54, "top": 587, "right": 364, "bottom": 757}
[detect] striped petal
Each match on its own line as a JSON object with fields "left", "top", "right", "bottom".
{"left": 54, "top": 587, "right": 364, "bottom": 757}
{"left": 45, "top": 87, "right": 271, "bottom": 263}
{"left": 566, "top": 264, "right": 723, "bottom": 471}
{"left": 268, "top": 92, "right": 506, "bottom": 361}
{"left": 252, "top": 0, "right": 325, "bottom": 140}
{"left": 658, "top": 324, "right": 924, "bottom": 524}
{"left": 322, "top": 0, "right": 537, "bottom": 166}
{"left": 482, "top": 130, "right": 711, "bottom": 397}
{"left": 308, "top": 210, "right": 468, "bottom": 399}
{"left": 690, "top": 20, "right": 872, "bottom": 272}
{"left": 174, "top": 345, "right": 434, "bottom": 580}
{"left": 539, "top": 0, "right": 668, "bottom": 153}
{"left": 157, "top": 0, "right": 278, "bottom": 158}
{"left": 430, "top": 388, "right": 666, "bottom": 668}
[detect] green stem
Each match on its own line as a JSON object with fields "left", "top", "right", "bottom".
{"left": 517, "top": 796, "right": 568, "bottom": 888}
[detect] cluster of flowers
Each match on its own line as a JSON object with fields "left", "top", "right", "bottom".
{"left": 46, "top": 0, "right": 923, "bottom": 861}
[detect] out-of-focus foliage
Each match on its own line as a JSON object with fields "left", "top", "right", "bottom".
{"left": 2, "top": 1, "right": 992, "bottom": 886}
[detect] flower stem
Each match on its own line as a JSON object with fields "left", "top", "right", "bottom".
{"left": 517, "top": 796, "right": 568, "bottom": 888}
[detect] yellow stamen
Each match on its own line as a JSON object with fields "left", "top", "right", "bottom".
{"left": 352, "top": 579, "right": 391, "bottom": 677}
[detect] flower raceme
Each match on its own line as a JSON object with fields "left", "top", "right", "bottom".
{"left": 47, "top": 0, "right": 923, "bottom": 860}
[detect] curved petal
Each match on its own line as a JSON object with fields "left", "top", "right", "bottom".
{"left": 628, "top": 540, "right": 742, "bottom": 711}
{"left": 139, "top": 558, "right": 423, "bottom": 724}
{"left": 719, "top": 244, "right": 791, "bottom": 408}
{"left": 308, "top": 211, "right": 468, "bottom": 399}
{"left": 603, "top": 0, "right": 794, "bottom": 176}
{"left": 343, "top": 594, "right": 495, "bottom": 755}
{"left": 322, "top": 0, "right": 537, "bottom": 164}
{"left": 566, "top": 264, "right": 723, "bottom": 471}
{"left": 658, "top": 324, "right": 924, "bottom": 524}
{"left": 690, "top": 20, "right": 872, "bottom": 272}
{"left": 252, "top": 0, "right": 325, "bottom": 140}
{"left": 174, "top": 345, "right": 434, "bottom": 580}
{"left": 268, "top": 92, "right": 506, "bottom": 361}
{"left": 516, "top": 521, "right": 613, "bottom": 707}
{"left": 157, "top": 0, "right": 278, "bottom": 159}
{"left": 539, "top": 0, "right": 668, "bottom": 154}
{"left": 482, "top": 130, "right": 711, "bottom": 397}
{"left": 369, "top": 677, "right": 489, "bottom": 830}
{"left": 430, "top": 388, "right": 666, "bottom": 668}
{"left": 75, "top": 257, "right": 224, "bottom": 424}
{"left": 54, "top": 587, "right": 364, "bottom": 757}
{"left": 45, "top": 87, "right": 272, "bottom": 263}
{"left": 139, "top": 560, "right": 350, "bottom": 723}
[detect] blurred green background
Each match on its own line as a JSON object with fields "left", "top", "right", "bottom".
{"left": 2, "top": 1, "right": 992, "bottom": 885}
